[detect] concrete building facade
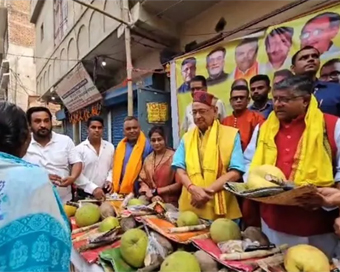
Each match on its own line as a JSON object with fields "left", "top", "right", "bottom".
{"left": 29, "top": 0, "right": 337, "bottom": 145}
{"left": 0, "top": 0, "right": 37, "bottom": 110}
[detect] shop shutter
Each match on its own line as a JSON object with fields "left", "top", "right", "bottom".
{"left": 65, "top": 120, "right": 73, "bottom": 140}
{"left": 79, "top": 108, "right": 109, "bottom": 142}
{"left": 100, "top": 109, "right": 109, "bottom": 141}
{"left": 110, "top": 103, "right": 138, "bottom": 147}
{"left": 81, "top": 121, "right": 87, "bottom": 142}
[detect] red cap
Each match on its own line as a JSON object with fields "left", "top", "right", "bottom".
{"left": 193, "top": 91, "right": 214, "bottom": 106}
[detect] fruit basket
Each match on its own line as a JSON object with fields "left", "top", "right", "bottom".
{"left": 224, "top": 182, "right": 317, "bottom": 206}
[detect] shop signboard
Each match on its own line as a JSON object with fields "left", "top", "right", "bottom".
{"left": 55, "top": 62, "right": 102, "bottom": 113}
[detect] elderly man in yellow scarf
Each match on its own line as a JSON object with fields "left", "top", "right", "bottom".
{"left": 172, "top": 90, "right": 245, "bottom": 221}
{"left": 109, "top": 116, "right": 153, "bottom": 195}
{"left": 244, "top": 74, "right": 340, "bottom": 258}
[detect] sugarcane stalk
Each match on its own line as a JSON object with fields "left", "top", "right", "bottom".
{"left": 130, "top": 211, "right": 155, "bottom": 217}
{"left": 220, "top": 244, "right": 288, "bottom": 261}
{"left": 72, "top": 228, "right": 98, "bottom": 242}
{"left": 189, "top": 232, "right": 210, "bottom": 241}
{"left": 78, "top": 236, "right": 121, "bottom": 253}
{"left": 71, "top": 222, "right": 101, "bottom": 234}
{"left": 256, "top": 253, "right": 284, "bottom": 268}
{"left": 90, "top": 230, "right": 119, "bottom": 244}
{"left": 79, "top": 199, "right": 102, "bottom": 204}
{"left": 169, "top": 224, "right": 207, "bottom": 233}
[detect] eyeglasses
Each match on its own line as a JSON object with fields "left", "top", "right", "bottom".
{"left": 192, "top": 109, "right": 210, "bottom": 116}
{"left": 272, "top": 95, "right": 304, "bottom": 104}
{"left": 300, "top": 29, "right": 324, "bottom": 40}
{"left": 320, "top": 71, "right": 340, "bottom": 81}
{"left": 230, "top": 96, "right": 248, "bottom": 102}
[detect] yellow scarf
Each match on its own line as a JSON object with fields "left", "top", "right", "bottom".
{"left": 250, "top": 95, "right": 334, "bottom": 187}
{"left": 112, "top": 132, "right": 147, "bottom": 194}
{"left": 180, "top": 120, "right": 242, "bottom": 220}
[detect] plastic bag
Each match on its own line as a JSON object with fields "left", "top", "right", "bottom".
{"left": 164, "top": 211, "right": 179, "bottom": 224}
{"left": 218, "top": 240, "right": 244, "bottom": 253}
{"left": 144, "top": 232, "right": 167, "bottom": 267}
{"left": 218, "top": 239, "right": 260, "bottom": 253}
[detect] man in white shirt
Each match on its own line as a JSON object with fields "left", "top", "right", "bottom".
{"left": 73, "top": 116, "right": 115, "bottom": 200}
{"left": 24, "top": 107, "right": 84, "bottom": 204}
{"left": 181, "top": 75, "right": 227, "bottom": 133}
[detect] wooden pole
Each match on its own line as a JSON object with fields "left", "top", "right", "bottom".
{"left": 72, "top": 0, "right": 134, "bottom": 116}
{"left": 122, "top": 0, "right": 133, "bottom": 116}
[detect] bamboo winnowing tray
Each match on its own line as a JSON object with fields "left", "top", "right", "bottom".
{"left": 224, "top": 182, "right": 317, "bottom": 206}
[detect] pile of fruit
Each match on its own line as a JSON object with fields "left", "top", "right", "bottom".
{"left": 63, "top": 183, "right": 332, "bottom": 272}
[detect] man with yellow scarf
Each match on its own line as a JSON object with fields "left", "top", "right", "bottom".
{"left": 110, "top": 116, "right": 153, "bottom": 195}
{"left": 244, "top": 75, "right": 340, "bottom": 258}
{"left": 172, "top": 91, "right": 245, "bottom": 221}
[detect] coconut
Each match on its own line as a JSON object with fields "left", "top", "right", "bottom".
{"left": 120, "top": 217, "right": 137, "bottom": 232}
{"left": 194, "top": 250, "right": 218, "bottom": 272}
{"left": 99, "top": 201, "right": 115, "bottom": 220}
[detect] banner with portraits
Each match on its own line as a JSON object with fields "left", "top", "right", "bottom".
{"left": 175, "top": 5, "right": 340, "bottom": 137}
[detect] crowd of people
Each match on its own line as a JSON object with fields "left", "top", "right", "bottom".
{"left": 0, "top": 45, "right": 340, "bottom": 271}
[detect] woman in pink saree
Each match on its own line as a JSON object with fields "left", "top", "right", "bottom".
{"left": 138, "top": 126, "right": 182, "bottom": 206}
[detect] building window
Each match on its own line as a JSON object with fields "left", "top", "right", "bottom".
{"left": 54, "top": 0, "right": 68, "bottom": 46}
{"left": 40, "top": 23, "right": 44, "bottom": 41}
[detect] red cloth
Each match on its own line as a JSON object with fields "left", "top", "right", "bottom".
{"left": 260, "top": 113, "right": 339, "bottom": 236}
{"left": 193, "top": 238, "right": 259, "bottom": 272}
{"left": 222, "top": 109, "right": 264, "bottom": 228}
{"left": 192, "top": 91, "right": 214, "bottom": 106}
{"left": 222, "top": 109, "right": 264, "bottom": 151}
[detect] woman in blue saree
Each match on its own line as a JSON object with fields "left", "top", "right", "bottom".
{"left": 0, "top": 102, "right": 71, "bottom": 272}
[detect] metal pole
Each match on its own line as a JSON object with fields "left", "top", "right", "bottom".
{"left": 122, "top": 0, "right": 133, "bottom": 116}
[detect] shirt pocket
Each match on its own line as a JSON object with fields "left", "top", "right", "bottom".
{"left": 50, "top": 150, "right": 68, "bottom": 167}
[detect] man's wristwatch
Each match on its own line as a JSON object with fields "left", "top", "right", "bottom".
{"left": 152, "top": 189, "right": 158, "bottom": 197}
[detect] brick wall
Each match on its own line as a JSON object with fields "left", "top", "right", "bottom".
{"left": 8, "top": 0, "right": 35, "bottom": 48}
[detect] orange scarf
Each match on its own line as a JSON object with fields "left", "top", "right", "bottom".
{"left": 112, "top": 132, "right": 147, "bottom": 194}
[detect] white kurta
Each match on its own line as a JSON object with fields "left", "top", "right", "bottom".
{"left": 73, "top": 139, "right": 115, "bottom": 194}
{"left": 243, "top": 120, "right": 340, "bottom": 258}
{"left": 24, "top": 132, "right": 84, "bottom": 203}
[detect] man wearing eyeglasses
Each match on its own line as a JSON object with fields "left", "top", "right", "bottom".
{"left": 173, "top": 90, "right": 244, "bottom": 221}
{"left": 177, "top": 57, "right": 197, "bottom": 94}
{"left": 222, "top": 85, "right": 264, "bottom": 151}
{"left": 181, "top": 75, "right": 227, "bottom": 134}
{"left": 320, "top": 58, "right": 340, "bottom": 84}
{"left": 300, "top": 12, "right": 340, "bottom": 60}
{"left": 291, "top": 46, "right": 340, "bottom": 117}
{"left": 244, "top": 74, "right": 340, "bottom": 259}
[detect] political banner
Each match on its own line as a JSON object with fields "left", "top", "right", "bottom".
{"left": 175, "top": 5, "right": 340, "bottom": 136}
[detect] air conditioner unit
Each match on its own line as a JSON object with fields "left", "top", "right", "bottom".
{"left": 0, "top": 72, "right": 9, "bottom": 89}
{"left": 0, "top": 59, "right": 9, "bottom": 75}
